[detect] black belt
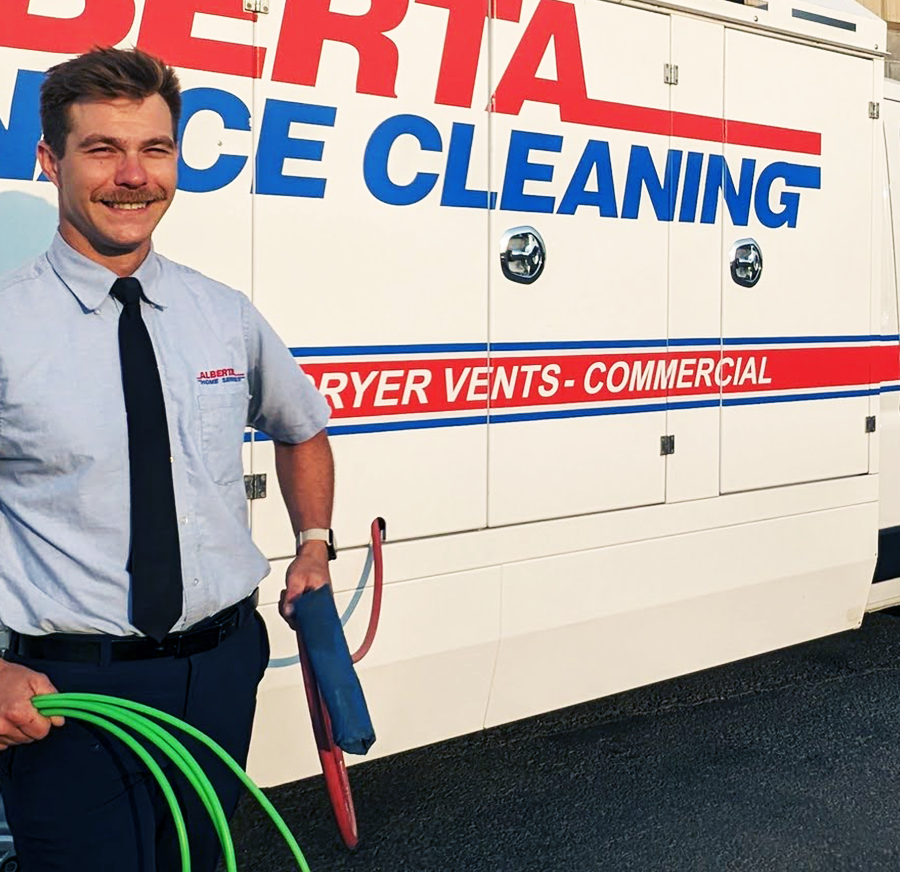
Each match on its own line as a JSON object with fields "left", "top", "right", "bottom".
{"left": 7, "top": 591, "right": 259, "bottom": 665}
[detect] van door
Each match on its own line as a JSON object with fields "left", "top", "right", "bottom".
{"left": 719, "top": 33, "right": 874, "bottom": 494}
{"left": 665, "top": 16, "right": 725, "bottom": 504}
{"left": 248, "top": 6, "right": 490, "bottom": 556}
{"left": 487, "top": 0, "right": 671, "bottom": 527}
{"left": 869, "top": 94, "right": 900, "bottom": 595}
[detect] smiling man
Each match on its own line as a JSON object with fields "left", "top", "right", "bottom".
{"left": 0, "top": 48, "right": 334, "bottom": 871}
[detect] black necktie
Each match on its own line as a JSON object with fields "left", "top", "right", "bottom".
{"left": 111, "top": 277, "right": 183, "bottom": 641}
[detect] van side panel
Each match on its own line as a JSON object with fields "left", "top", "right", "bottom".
{"left": 665, "top": 16, "right": 724, "bottom": 504}
{"left": 487, "top": 0, "right": 671, "bottom": 526}
{"left": 720, "top": 34, "right": 874, "bottom": 494}
{"left": 866, "top": 92, "right": 900, "bottom": 607}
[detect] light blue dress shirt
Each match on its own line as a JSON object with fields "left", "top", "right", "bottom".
{"left": 0, "top": 233, "right": 331, "bottom": 636}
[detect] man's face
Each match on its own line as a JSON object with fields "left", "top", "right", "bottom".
{"left": 38, "top": 94, "right": 178, "bottom": 261}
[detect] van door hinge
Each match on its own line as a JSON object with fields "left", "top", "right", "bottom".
{"left": 244, "top": 473, "right": 267, "bottom": 500}
{"left": 866, "top": 416, "right": 877, "bottom": 433}
{"left": 664, "top": 64, "right": 679, "bottom": 85}
{"left": 660, "top": 435, "right": 676, "bottom": 456}
{"left": 243, "top": 0, "right": 269, "bottom": 12}
{"left": 869, "top": 101, "right": 880, "bottom": 119}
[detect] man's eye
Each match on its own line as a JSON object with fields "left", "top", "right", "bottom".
{"left": 88, "top": 147, "right": 113, "bottom": 154}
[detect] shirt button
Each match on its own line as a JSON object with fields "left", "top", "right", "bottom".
{"left": 180, "top": 516, "right": 189, "bottom": 525}
{"left": 192, "top": 578, "right": 200, "bottom": 587}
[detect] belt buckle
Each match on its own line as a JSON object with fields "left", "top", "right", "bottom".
{"left": 174, "top": 624, "right": 222, "bottom": 658}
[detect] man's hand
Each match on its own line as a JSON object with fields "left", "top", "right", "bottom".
{"left": 279, "top": 541, "right": 332, "bottom": 622}
{"left": 0, "top": 660, "right": 65, "bottom": 750}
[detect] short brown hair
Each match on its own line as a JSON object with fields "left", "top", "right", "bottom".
{"left": 41, "top": 47, "right": 181, "bottom": 157}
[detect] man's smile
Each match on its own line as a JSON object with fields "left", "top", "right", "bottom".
{"left": 103, "top": 201, "right": 154, "bottom": 211}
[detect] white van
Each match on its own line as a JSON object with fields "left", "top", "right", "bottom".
{"left": 0, "top": 0, "right": 897, "bottom": 787}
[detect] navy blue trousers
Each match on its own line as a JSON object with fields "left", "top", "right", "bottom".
{"left": 0, "top": 610, "right": 269, "bottom": 872}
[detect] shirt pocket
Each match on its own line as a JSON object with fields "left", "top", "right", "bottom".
{"left": 198, "top": 389, "right": 249, "bottom": 485}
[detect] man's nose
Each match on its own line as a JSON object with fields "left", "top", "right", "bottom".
{"left": 115, "top": 152, "right": 149, "bottom": 187}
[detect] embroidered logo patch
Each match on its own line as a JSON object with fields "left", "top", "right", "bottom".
{"left": 197, "top": 368, "right": 246, "bottom": 386}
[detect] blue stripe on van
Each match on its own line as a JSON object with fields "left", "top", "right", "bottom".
{"left": 490, "top": 340, "right": 667, "bottom": 351}
{"left": 723, "top": 388, "right": 877, "bottom": 406}
{"left": 723, "top": 335, "right": 877, "bottom": 346}
{"left": 291, "top": 343, "right": 487, "bottom": 357}
{"left": 289, "top": 336, "right": 891, "bottom": 357}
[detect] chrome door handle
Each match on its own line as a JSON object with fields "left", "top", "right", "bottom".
{"left": 500, "top": 226, "right": 546, "bottom": 284}
{"left": 730, "top": 238, "right": 763, "bottom": 288}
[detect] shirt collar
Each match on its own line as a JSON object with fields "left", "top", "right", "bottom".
{"left": 47, "top": 232, "right": 167, "bottom": 312}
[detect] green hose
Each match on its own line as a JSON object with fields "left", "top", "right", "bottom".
{"left": 41, "top": 707, "right": 192, "bottom": 872}
{"left": 32, "top": 692, "right": 312, "bottom": 872}
{"left": 48, "top": 700, "right": 236, "bottom": 871}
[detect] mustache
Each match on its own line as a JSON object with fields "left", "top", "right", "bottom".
{"left": 91, "top": 188, "right": 168, "bottom": 205}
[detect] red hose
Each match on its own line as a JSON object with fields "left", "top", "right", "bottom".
{"left": 299, "top": 516, "right": 386, "bottom": 850}
{"left": 297, "top": 634, "right": 358, "bottom": 849}
{"left": 351, "top": 517, "right": 385, "bottom": 664}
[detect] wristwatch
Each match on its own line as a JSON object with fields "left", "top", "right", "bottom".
{"left": 296, "top": 527, "right": 337, "bottom": 561}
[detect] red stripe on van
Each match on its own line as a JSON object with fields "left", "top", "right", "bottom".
{"left": 724, "top": 120, "right": 821, "bottom": 156}
{"left": 303, "top": 345, "right": 888, "bottom": 419}
{"left": 519, "top": 96, "right": 824, "bottom": 155}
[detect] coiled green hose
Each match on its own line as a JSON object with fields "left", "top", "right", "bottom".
{"left": 32, "top": 692, "right": 312, "bottom": 872}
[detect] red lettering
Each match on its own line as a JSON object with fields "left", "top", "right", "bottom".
{"left": 417, "top": 0, "right": 521, "bottom": 109}
{"left": 138, "top": 0, "right": 265, "bottom": 79}
{"left": 491, "top": 0, "right": 587, "bottom": 118}
{"left": 272, "top": 0, "right": 408, "bottom": 98}
{"left": 0, "top": 0, "right": 135, "bottom": 54}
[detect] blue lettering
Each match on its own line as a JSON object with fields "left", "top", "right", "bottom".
{"left": 0, "top": 70, "right": 822, "bottom": 233}
{"left": 440, "top": 123, "right": 495, "bottom": 209}
{"left": 363, "top": 114, "right": 442, "bottom": 206}
{"left": 500, "top": 130, "right": 563, "bottom": 214}
{"left": 701, "top": 156, "right": 755, "bottom": 225}
{"left": 621, "top": 146, "right": 682, "bottom": 221}
{"left": 0, "top": 70, "right": 44, "bottom": 181}
{"left": 557, "top": 140, "right": 617, "bottom": 217}
{"left": 678, "top": 152, "right": 705, "bottom": 223}
{"left": 177, "top": 88, "right": 250, "bottom": 194}
{"left": 755, "top": 162, "right": 821, "bottom": 229}
{"left": 254, "top": 100, "right": 336, "bottom": 198}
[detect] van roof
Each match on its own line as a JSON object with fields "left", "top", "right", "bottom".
{"left": 662, "top": 0, "right": 885, "bottom": 56}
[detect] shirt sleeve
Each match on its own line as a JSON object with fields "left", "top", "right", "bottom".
{"left": 242, "top": 297, "right": 331, "bottom": 442}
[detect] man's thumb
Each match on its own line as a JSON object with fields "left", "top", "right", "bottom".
{"left": 30, "top": 674, "right": 65, "bottom": 727}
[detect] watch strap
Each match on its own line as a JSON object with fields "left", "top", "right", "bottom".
{"left": 297, "top": 528, "right": 336, "bottom": 560}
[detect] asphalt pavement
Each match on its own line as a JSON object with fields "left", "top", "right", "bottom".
{"left": 230, "top": 611, "right": 900, "bottom": 872}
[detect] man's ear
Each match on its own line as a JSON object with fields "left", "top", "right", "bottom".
{"left": 36, "top": 140, "right": 62, "bottom": 189}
